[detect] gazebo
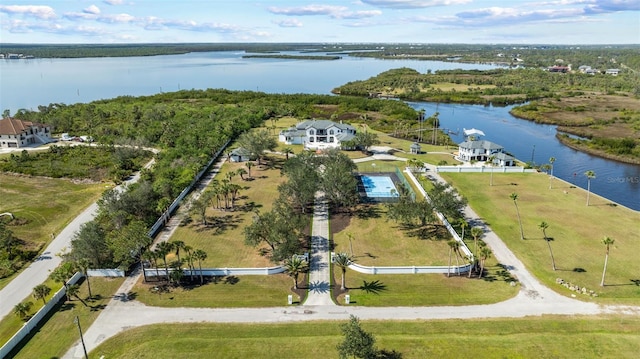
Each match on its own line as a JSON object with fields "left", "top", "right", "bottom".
{"left": 409, "top": 142, "right": 421, "bottom": 154}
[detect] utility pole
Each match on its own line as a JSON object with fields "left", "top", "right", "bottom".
{"left": 74, "top": 316, "right": 89, "bottom": 359}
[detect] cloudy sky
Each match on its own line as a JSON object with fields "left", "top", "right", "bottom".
{"left": 1, "top": 0, "right": 638, "bottom": 44}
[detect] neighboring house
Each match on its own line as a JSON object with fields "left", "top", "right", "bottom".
{"left": 229, "top": 147, "right": 252, "bottom": 162}
{"left": 458, "top": 140, "right": 508, "bottom": 163}
{"left": 605, "top": 69, "right": 620, "bottom": 76}
{"left": 278, "top": 119, "right": 356, "bottom": 150}
{"left": 0, "top": 117, "right": 53, "bottom": 149}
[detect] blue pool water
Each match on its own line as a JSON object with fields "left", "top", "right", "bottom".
{"left": 360, "top": 175, "right": 398, "bottom": 198}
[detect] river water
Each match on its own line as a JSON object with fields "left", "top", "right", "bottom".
{"left": 1, "top": 51, "right": 638, "bottom": 210}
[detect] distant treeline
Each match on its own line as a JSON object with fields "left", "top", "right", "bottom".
{"left": 2, "top": 43, "right": 638, "bottom": 70}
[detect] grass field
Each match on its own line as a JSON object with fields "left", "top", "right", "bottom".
{"left": 0, "top": 174, "right": 108, "bottom": 289}
{"left": 441, "top": 171, "right": 640, "bottom": 304}
{"left": 91, "top": 315, "right": 640, "bottom": 359}
{"left": 6, "top": 277, "right": 124, "bottom": 359}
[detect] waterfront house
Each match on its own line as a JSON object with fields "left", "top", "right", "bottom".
{"left": 278, "top": 119, "right": 356, "bottom": 150}
{"left": 458, "top": 139, "right": 510, "bottom": 163}
{"left": 0, "top": 117, "right": 53, "bottom": 149}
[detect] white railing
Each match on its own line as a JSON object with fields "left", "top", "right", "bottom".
{"left": 436, "top": 166, "right": 535, "bottom": 173}
{"left": 0, "top": 272, "right": 83, "bottom": 358}
{"left": 144, "top": 265, "right": 286, "bottom": 277}
{"left": 87, "top": 269, "right": 125, "bottom": 277}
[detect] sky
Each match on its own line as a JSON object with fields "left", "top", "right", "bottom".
{"left": 0, "top": 0, "right": 638, "bottom": 44}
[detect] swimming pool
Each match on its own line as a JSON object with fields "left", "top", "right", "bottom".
{"left": 359, "top": 174, "right": 399, "bottom": 198}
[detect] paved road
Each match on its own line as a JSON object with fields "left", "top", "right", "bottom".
{"left": 0, "top": 162, "right": 152, "bottom": 321}
{"left": 304, "top": 193, "right": 335, "bottom": 306}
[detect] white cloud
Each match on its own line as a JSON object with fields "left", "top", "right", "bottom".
{"left": 268, "top": 4, "right": 382, "bottom": 19}
{"left": 0, "top": 5, "right": 56, "bottom": 19}
{"left": 361, "top": 0, "right": 472, "bottom": 9}
{"left": 274, "top": 19, "right": 303, "bottom": 27}
{"left": 103, "top": 0, "right": 124, "bottom": 5}
{"left": 83, "top": 5, "right": 101, "bottom": 15}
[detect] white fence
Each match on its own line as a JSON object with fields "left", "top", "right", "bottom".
{"left": 87, "top": 269, "right": 125, "bottom": 277}
{"left": 349, "top": 263, "right": 472, "bottom": 275}
{"left": 144, "top": 266, "right": 286, "bottom": 278}
{"left": 436, "top": 166, "right": 535, "bottom": 173}
{"left": 0, "top": 272, "right": 83, "bottom": 358}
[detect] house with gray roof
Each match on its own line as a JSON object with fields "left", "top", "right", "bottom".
{"left": 278, "top": 119, "right": 356, "bottom": 150}
{"left": 458, "top": 139, "right": 512, "bottom": 164}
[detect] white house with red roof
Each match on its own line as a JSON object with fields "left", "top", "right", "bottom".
{"left": 0, "top": 117, "right": 53, "bottom": 149}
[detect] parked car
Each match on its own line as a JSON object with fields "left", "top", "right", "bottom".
{"left": 60, "top": 133, "right": 74, "bottom": 141}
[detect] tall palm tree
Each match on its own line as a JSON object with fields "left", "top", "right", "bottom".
{"left": 141, "top": 250, "right": 157, "bottom": 282}
{"left": 600, "top": 236, "right": 615, "bottom": 287}
{"left": 155, "top": 241, "right": 173, "bottom": 282}
{"left": 510, "top": 193, "right": 524, "bottom": 240}
{"left": 447, "top": 240, "right": 462, "bottom": 277}
{"left": 334, "top": 252, "right": 353, "bottom": 290}
{"left": 32, "top": 284, "right": 51, "bottom": 305}
{"left": 585, "top": 170, "right": 596, "bottom": 206}
{"left": 487, "top": 155, "right": 496, "bottom": 186}
{"left": 172, "top": 240, "right": 185, "bottom": 268}
{"left": 548, "top": 157, "right": 556, "bottom": 189}
{"left": 13, "top": 302, "right": 32, "bottom": 320}
{"left": 539, "top": 221, "right": 556, "bottom": 271}
{"left": 236, "top": 167, "right": 247, "bottom": 180}
{"left": 284, "top": 256, "right": 309, "bottom": 290}
{"left": 76, "top": 258, "right": 92, "bottom": 298}
{"left": 182, "top": 244, "right": 194, "bottom": 281}
{"left": 193, "top": 249, "right": 208, "bottom": 285}
{"left": 458, "top": 218, "right": 469, "bottom": 241}
{"left": 66, "top": 284, "right": 87, "bottom": 306}
{"left": 470, "top": 226, "right": 484, "bottom": 257}
{"left": 479, "top": 247, "right": 492, "bottom": 278}
{"left": 245, "top": 161, "right": 254, "bottom": 179}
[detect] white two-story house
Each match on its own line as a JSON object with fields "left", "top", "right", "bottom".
{"left": 0, "top": 117, "right": 53, "bottom": 149}
{"left": 458, "top": 139, "right": 514, "bottom": 166}
{"left": 279, "top": 119, "right": 356, "bottom": 150}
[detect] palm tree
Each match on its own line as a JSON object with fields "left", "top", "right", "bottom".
{"left": 458, "top": 219, "right": 469, "bottom": 241}
{"left": 32, "top": 284, "right": 51, "bottom": 305}
{"left": 548, "top": 157, "right": 556, "bottom": 189}
{"left": 600, "top": 236, "right": 615, "bottom": 287}
{"left": 155, "top": 241, "right": 173, "bottom": 282}
{"left": 172, "top": 240, "right": 185, "bottom": 268}
{"left": 478, "top": 247, "right": 492, "bottom": 278}
{"left": 245, "top": 161, "right": 254, "bottom": 179}
{"left": 76, "top": 258, "right": 92, "bottom": 298}
{"left": 470, "top": 226, "right": 484, "bottom": 256}
{"left": 193, "top": 249, "right": 208, "bottom": 285}
{"left": 346, "top": 232, "right": 355, "bottom": 256}
{"left": 510, "top": 193, "right": 524, "bottom": 240}
{"left": 539, "top": 221, "right": 556, "bottom": 271}
{"left": 284, "top": 256, "right": 309, "bottom": 290}
{"left": 283, "top": 147, "right": 294, "bottom": 160}
{"left": 182, "top": 244, "right": 194, "bottom": 281}
{"left": 236, "top": 167, "right": 247, "bottom": 180}
{"left": 487, "top": 155, "right": 496, "bottom": 186}
{"left": 446, "top": 239, "right": 464, "bottom": 277}
{"left": 13, "top": 301, "right": 32, "bottom": 320}
{"left": 334, "top": 252, "right": 353, "bottom": 290}
{"left": 66, "top": 284, "right": 87, "bottom": 306}
{"left": 141, "top": 250, "right": 158, "bottom": 282}
{"left": 585, "top": 170, "right": 596, "bottom": 206}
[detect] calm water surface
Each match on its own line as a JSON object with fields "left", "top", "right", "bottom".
{"left": 1, "top": 51, "right": 638, "bottom": 210}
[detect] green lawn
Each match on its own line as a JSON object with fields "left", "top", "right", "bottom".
{"left": 0, "top": 174, "right": 108, "bottom": 289}
{"left": 92, "top": 316, "right": 640, "bottom": 359}
{"left": 441, "top": 171, "right": 640, "bottom": 304}
{"left": 133, "top": 274, "right": 304, "bottom": 308}
{"left": 7, "top": 277, "right": 124, "bottom": 359}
